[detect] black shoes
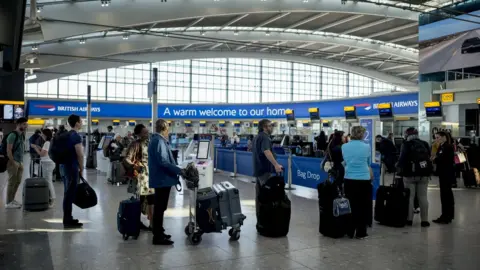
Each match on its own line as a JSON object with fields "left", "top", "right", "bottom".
{"left": 421, "top": 221, "right": 430, "bottom": 227}
{"left": 63, "top": 219, "right": 83, "bottom": 228}
{"left": 152, "top": 237, "right": 174, "bottom": 245}
{"left": 433, "top": 217, "right": 452, "bottom": 224}
{"left": 406, "top": 220, "right": 413, "bottom": 226}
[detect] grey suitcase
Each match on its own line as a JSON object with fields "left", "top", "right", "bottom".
{"left": 110, "top": 161, "right": 126, "bottom": 184}
{"left": 23, "top": 178, "right": 50, "bottom": 211}
{"left": 213, "top": 182, "right": 246, "bottom": 228}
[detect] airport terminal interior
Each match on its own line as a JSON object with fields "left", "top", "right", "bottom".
{"left": 2, "top": 0, "right": 480, "bottom": 269}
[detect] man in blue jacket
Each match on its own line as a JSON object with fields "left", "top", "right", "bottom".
{"left": 148, "top": 119, "right": 184, "bottom": 245}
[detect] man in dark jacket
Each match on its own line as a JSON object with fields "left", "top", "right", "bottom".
{"left": 375, "top": 135, "right": 397, "bottom": 173}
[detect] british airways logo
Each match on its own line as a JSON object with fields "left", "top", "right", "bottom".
{"left": 354, "top": 100, "right": 418, "bottom": 111}
{"left": 34, "top": 104, "right": 100, "bottom": 113}
{"left": 34, "top": 105, "right": 56, "bottom": 112}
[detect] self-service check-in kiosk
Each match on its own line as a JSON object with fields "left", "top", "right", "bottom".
{"left": 183, "top": 134, "right": 214, "bottom": 189}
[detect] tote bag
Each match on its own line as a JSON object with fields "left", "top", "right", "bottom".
{"left": 74, "top": 176, "right": 98, "bottom": 209}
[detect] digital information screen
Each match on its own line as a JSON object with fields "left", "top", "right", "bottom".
{"left": 309, "top": 111, "right": 320, "bottom": 120}
{"left": 197, "top": 141, "right": 210, "bottom": 159}
{"left": 379, "top": 108, "right": 393, "bottom": 119}
{"left": 426, "top": 106, "right": 442, "bottom": 117}
{"left": 345, "top": 110, "right": 357, "bottom": 120}
{"left": 286, "top": 113, "right": 295, "bottom": 121}
{"left": 0, "top": 104, "right": 24, "bottom": 123}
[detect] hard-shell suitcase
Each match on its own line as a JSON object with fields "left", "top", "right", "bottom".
{"left": 196, "top": 188, "right": 222, "bottom": 233}
{"left": 374, "top": 174, "right": 410, "bottom": 227}
{"left": 23, "top": 178, "right": 50, "bottom": 211}
{"left": 110, "top": 160, "right": 126, "bottom": 184}
{"left": 213, "top": 182, "right": 246, "bottom": 229}
{"left": 317, "top": 180, "right": 349, "bottom": 238}
{"left": 117, "top": 197, "right": 141, "bottom": 240}
{"left": 256, "top": 175, "right": 291, "bottom": 237}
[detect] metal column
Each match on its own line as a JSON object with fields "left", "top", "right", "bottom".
{"left": 86, "top": 85, "right": 95, "bottom": 169}
{"left": 285, "top": 151, "right": 296, "bottom": 190}
{"left": 151, "top": 67, "right": 158, "bottom": 126}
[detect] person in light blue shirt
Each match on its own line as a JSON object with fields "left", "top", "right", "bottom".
{"left": 341, "top": 126, "right": 373, "bottom": 240}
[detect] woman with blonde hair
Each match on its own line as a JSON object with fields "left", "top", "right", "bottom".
{"left": 341, "top": 126, "right": 373, "bottom": 239}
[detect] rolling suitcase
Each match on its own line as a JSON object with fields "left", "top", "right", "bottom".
{"left": 317, "top": 179, "right": 349, "bottom": 238}
{"left": 117, "top": 196, "right": 141, "bottom": 240}
{"left": 213, "top": 182, "right": 246, "bottom": 228}
{"left": 256, "top": 175, "right": 291, "bottom": 237}
{"left": 196, "top": 188, "right": 222, "bottom": 233}
{"left": 23, "top": 178, "right": 50, "bottom": 211}
{"left": 463, "top": 160, "right": 477, "bottom": 188}
{"left": 110, "top": 160, "right": 126, "bottom": 185}
{"left": 374, "top": 174, "right": 410, "bottom": 227}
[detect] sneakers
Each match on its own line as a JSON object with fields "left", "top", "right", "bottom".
{"left": 421, "top": 221, "right": 430, "bottom": 227}
{"left": 63, "top": 219, "right": 83, "bottom": 228}
{"left": 6, "top": 200, "right": 22, "bottom": 209}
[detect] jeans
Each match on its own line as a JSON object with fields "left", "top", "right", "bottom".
{"left": 404, "top": 177, "right": 429, "bottom": 222}
{"left": 344, "top": 179, "right": 372, "bottom": 237}
{"left": 6, "top": 160, "right": 23, "bottom": 204}
{"left": 41, "top": 160, "right": 56, "bottom": 200}
{"left": 153, "top": 187, "right": 171, "bottom": 239}
{"left": 60, "top": 164, "right": 79, "bottom": 222}
{"left": 439, "top": 172, "right": 455, "bottom": 220}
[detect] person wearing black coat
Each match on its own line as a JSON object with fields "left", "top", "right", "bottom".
{"left": 315, "top": 131, "right": 327, "bottom": 152}
{"left": 432, "top": 131, "right": 455, "bottom": 224}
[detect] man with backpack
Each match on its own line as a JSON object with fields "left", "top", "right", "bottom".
{"left": 50, "top": 114, "right": 84, "bottom": 228}
{"left": 396, "top": 127, "right": 432, "bottom": 227}
{"left": 3, "top": 117, "right": 28, "bottom": 209}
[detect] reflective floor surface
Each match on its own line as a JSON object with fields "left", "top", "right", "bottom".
{"left": 1, "top": 158, "right": 480, "bottom": 270}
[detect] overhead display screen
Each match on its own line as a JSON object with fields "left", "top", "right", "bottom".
{"left": 426, "top": 106, "right": 442, "bottom": 117}
{"left": 379, "top": 108, "right": 393, "bottom": 119}
{"left": 0, "top": 103, "right": 24, "bottom": 123}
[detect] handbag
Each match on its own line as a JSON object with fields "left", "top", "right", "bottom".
{"left": 454, "top": 152, "right": 466, "bottom": 164}
{"left": 332, "top": 185, "right": 351, "bottom": 217}
{"left": 74, "top": 176, "right": 98, "bottom": 209}
{"left": 321, "top": 141, "right": 334, "bottom": 173}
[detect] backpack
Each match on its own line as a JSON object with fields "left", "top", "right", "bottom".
{"left": 0, "top": 131, "right": 20, "bottom": 173}
{"left": 49, "top": 131, "right": 74, "bottom": 164}
{"left": 403, "top": 139, "right": 432, "bottom": 177}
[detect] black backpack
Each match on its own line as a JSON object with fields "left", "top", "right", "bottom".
{"left": 0, "top": 131, "right": 20, "bottom": 173}
{"left": 49, "top": 131, "right": 74, "bottom": 164}
{"left": 403, "top": 139, "right": 432, "bottom": 177}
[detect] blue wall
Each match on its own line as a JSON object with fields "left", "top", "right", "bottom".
{"left": 27, "top": 92, "right": 418, "bottom": 119}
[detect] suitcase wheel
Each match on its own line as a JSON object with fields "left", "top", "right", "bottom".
{"left": 188, "top": 232, "right": 202, "bottom": 245}
{"left": 229, "top": 228, "right": 241, "bottom": 241}
{"left": 122, "top": 234, "right": 129, "bottom": 240}
{"left": 185, "top": 225, "right": 191, "bottom": 236}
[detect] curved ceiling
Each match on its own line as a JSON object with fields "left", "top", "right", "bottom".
{"left": 33, "top": 51, "right": 417, "bottom": 91}
{"left": 23, "top": 0, "right": 422, "bottom": 87}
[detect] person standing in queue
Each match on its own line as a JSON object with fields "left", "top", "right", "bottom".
{"left": 342, "top": 126, "right": 373, "bottom": 239}
{"left": 432, "top": 131, "right": 455, "bottom": 224}
{"left": 61, "top": 114, "right": 84, "bottom": 228}
{"left": 252, "top": 119, "right": 283, "bottom": 220}
{"left": 148, "top": 119, "right": 185, "bottom": 245}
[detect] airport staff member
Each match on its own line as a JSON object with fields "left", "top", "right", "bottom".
{"left": 252, "top": 119, "right": 283, "bottom": 219}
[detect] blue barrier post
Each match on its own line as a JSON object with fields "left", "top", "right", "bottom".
{"left": 285, "top": 152, "right": 296, "bottom": 190}
{"left": 230, "top": 149, "right": 237, "bottom": 178}
{"left": 214, "top": 147, "right": 218, "bottom": 172}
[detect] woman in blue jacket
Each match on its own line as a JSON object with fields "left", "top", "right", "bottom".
{"left": 148, "top": 119, "right": 184, "bottom": 246}
{"left": 342, "top": 126, "right": 373, "bottom": 239}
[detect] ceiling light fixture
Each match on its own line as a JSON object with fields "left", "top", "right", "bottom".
{"left": 122, "top": 34, "right": 129, "bottom": 40}
{"left": 31, "top": 45, "right": 38, "bottom": 51}
{"left": 79, "top": 38, "right": 86, "bottom": 44}
{"left": 37, "top": 6, "right": 43, "bottom": 13}
{"left": 29, "top": 58, "right": 35, "bottom": 64}
{"left": 200, "top": 30, "right": 206, "bottom": 36}
{"left": 234, "top": 30, "right": 239, "bottom": 35}
{"left": 303, "top": 0, "right": 309, "bottom": 2}
{"left": 101, "top": 0, "right": 111, "bottom": 7}
{"left": 265, "top": 31, "right": 270, "bottom": 36}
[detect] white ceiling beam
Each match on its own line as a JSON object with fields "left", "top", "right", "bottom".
{"left": 388, "top": 34, "right": 418, "bottom": 43}
{"left": 345, "top": 52, "right": 384, "bottom": 63}
{"left": 181, "top": 44, "right": 193, "bottom": 51}
{"left": 376, "top": 55, "right": 392, "bottom": 69}
{"left": 254, "top": 13, "right": 291, "bottom": 30}
{"left": 409, "top": 72, "right": 419, "bottom": 80}
{"left": 208, "top": 43, "right": 224, "bottom": 50}
{"left": 396, "top": 70, "right": 418, "bottom": 76}
{"left": 259, "top": 41, "right": 288, "bottom": 52}
{"left": 185, "top": 17, "right": 204, "bottom": 30}
{"left": 220, "top": 14, "right": 250, "bottom": 30}
{"left": 325, "top": 48, "right": 363, "bottom": 59}
{"left": 342, "top": 18, "right": 395, "bottom": 35}
{"left": 235, "top": 41, "right": 258, "bottom": 51}
{"left": 284, "top": 13, "right": 330, "bottom": 30}
{"left": 380, "top": 64, "right": 412, "bottom": 71}
{"left": 367, "top": 22, "right": 417, "bottom": 38}
{"left": 314, "top": 14, "right": 364, "bottom": 32}
{"left": 363, "top": 61, "right": 383, "bottom": 67}
{"left": 283, "top": 42, "right": 316, "bottom": 54}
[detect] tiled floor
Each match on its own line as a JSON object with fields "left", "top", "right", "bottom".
{"left": 0, "top": 157, "right": 480, "bottom": 269}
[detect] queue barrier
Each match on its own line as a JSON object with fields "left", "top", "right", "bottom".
{"left": 215, "top": 148, "right": 381, "bottom": 200}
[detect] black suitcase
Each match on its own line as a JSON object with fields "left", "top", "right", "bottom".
{"left": 374, "top": 174, "right": 410, "bottom": 227}
{"left": 109, "top": 160, "right": 126, "bottom": 185}
{"left": 317, "top": 179, "right": 349, "bottom": 238}
{"left": 117, "top": 197, "right": 141, "bottom": 240}
{"left": 463, "top": 161, "right": 477, "bottom": 188}
{"left": 23, "top": 177, "right": 50, "bottom": 211}
{"left": 196, "top": 188, "right": 222, "bottom": 233}
{"left": 256, "top": 175, "right": 291, "bottom": 237}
